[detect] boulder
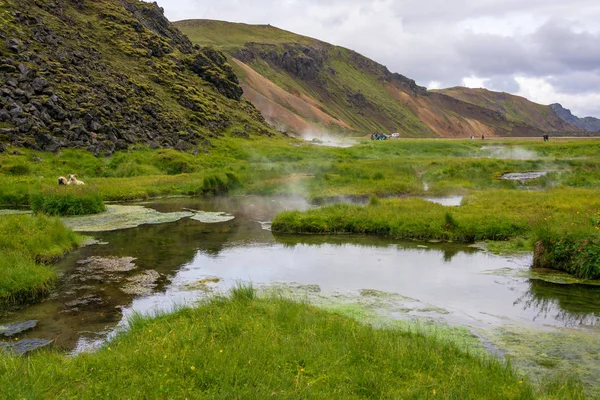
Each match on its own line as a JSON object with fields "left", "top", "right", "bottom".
{"left": 31, "top": 77, "right": 49, "bottom": 93}
{"left": 6, "top": 38, "right": 24, "bottom": 53}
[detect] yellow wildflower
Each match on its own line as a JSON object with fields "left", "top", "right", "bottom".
{"left": 433, "top": 389, "right": 436, "bottom": 395}
{"left": 219, "top": 349, "right": 223, "bottom": 353}
{"left": 190, "top": 366, "right": 196, "bottom": 371}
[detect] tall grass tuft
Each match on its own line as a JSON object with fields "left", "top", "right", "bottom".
{"left": 30, "top": 185, "right": 106, "bottom": 216}
{"left": 0, "top": 215, "right": 81, "bottom": 306}
{"left": 229, "top": 282, "right": 256, "bottom": 302}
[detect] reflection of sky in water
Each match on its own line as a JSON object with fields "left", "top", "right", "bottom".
{"left": 106, "top": 237, "right": 599, "bottom": 354}
{"left": 2, "top": 196, "right": 598, "bottom": 354}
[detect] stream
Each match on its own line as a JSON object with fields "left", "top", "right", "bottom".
{"left": 1, "top": 195, "right": 600, "bottom": 393}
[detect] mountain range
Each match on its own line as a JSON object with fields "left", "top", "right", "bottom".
{"left": 550, "top": 103, "right": 600, "bottom": 132}
{"left": 175, "top": 19, "right": 596, "bottom": 138}
{"left": 0, "top": 1, "right": 597, "bottom": 156}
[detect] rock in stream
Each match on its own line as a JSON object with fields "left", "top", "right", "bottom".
{"left": 0, "top": 320, "right": 37, "bottom": 337}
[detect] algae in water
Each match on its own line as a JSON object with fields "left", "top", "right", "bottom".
{"left": 63, "top": 205, "right": 194, "bottom": 232}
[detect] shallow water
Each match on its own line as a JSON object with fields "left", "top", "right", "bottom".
{"left": 1, "top": 195, "right": 600, "bottom": 390}
{"left": 421, "top": 195, "right": 463, "bottom": 207}
{"left": 501, "top": 171, "right": 548, "bottom": 181}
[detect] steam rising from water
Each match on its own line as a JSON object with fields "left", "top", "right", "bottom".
{"left": 482, "top": 146, "right": 539, "bottom": 160}
{"left": 301, "top": 130, "right": 357, "bottom": 148}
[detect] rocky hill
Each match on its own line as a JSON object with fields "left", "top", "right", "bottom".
{"left": 437, "top": 87, "right": 575, "bottom": 134}
{"left": 550, "top": 104, "right": 600, "bottom": 132}
{"left": 175, "top": 19, "right": 587, "bottom": 138}
{"left": 0, "top": 0, "right": 277, "bottom": 155}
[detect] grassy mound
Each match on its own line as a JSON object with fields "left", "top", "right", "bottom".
{"left": 534, "top": 231, "right": 600, "bottom": 280}
{"left": 30, "top": 186, "right": 106, "bottom": 216}
{"left": 1, "top": 285, "right": 582, "bottom": 398}
{"left": 0, "top": 215, "right": 81, "bottom": 306}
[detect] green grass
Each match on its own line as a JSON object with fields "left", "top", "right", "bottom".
{"left": 533, "top": 213, "right": 600, "bottom": 279}
{"left": 30, "top": 186, "right": 106, "bottom": 216}
{"left": 0, "top": 215, "right": 81, "bottom": 306}
{"left": 0, "top": 285, "right": 583, "bottom": 399}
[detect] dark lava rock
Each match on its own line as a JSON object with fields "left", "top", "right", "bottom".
{"left": 0, "top": 142, "right": 6, "bottom": 153}
{"left": 6, "top": 38, "right": 24, "bottom": 53}
{"left": 31, "top": 77, "right": 49, "bottom": 93}
{"left": 190, "top": 48, "right": 243, "bottom": 101}
{"left": 0, "top": 320, "right": 37, "bottom": 337}
{"left": 0, "top": 109, "right": 10, "bottom": 122}
{"left": 0, "top": 64, "right": 17, "bottom": 73}
{"left": 0, "top": 338, "right": 53, "bottom": 355}
{"left": 124, "top": 1, "right": 194, "bottom": 53}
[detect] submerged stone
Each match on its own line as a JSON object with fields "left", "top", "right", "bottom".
{"left": 121, "top": 270, "right": 161, "bottom": 296}
{"left": 63, "top": 205, "right": 194, "bottom": 232}
{"left": 0, "top": 338, "right": 53, "bottom": 355}
{"left": 183, "top": 277, "right": 222, "bottom": 293}
{"left": 0, "top": 320, "right": 37, "bottom": 337}
{"left": 64, "top": 294, "right": 106, "bottom": 311}
{"left": 77, "top": 256, "right": 137, "bottom": 273}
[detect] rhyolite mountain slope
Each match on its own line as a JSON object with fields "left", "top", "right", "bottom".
{"left": 437, "top": 87, "right": 572, "bottom": 134}
{"left": 0, "top": 0, "right": 277, "bottom": 155}
{"left": 550, "top": 104, "right": 600, "bottom": 132}
{"left": 175, "top": 19, "right": 587, "bottom": 138}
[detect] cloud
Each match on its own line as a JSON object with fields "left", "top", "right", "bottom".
{"left": 153, "top": 0, "right": 600, "bottom": 117}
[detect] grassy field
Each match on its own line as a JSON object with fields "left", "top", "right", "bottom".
{"left": 0, "top": 214, "right": 81, "bottom": 307}
{"left": 2, "top": 138, "right": 600, "bottom": 278}
{"left": 0, "top": 285, "right": 585, "bottom": 399}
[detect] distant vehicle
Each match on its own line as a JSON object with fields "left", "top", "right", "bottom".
{"left": 371, "top": 133, "right": 388, "bottom": 140}
{"left": 390, "top": 133, "right": 400, "bottom": 138}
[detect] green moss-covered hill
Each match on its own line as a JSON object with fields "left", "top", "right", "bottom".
{"left": 175, "top": 19, "right": 587, "bottom": 138}
{"left": 0, "top": 0, "right": 279, "bottom": 155}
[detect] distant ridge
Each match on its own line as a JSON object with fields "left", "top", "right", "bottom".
{"left": 550, "top": 104, "right": 600, "bottom": 132}
{"left": 175, "top": 19, "right": 591, "bottom": 138}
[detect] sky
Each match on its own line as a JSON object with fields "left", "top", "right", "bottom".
{"left": 153, "top": 0, "right": 600, "bottom": 118}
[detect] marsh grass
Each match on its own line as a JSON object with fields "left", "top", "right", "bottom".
{"left": 273, "top": 188, "right": 600, "bottom": 242}
{"left": 30, "top": 186, "right": 106, "bottom": 216}
{"left": 0, "top": 215, "right": 81, "bottom": 306}
{"left": 533, "top": 215, "right": 600, "bottom": 279}
{"left": 0, "top": 285, "right": 580, "bottom": 399}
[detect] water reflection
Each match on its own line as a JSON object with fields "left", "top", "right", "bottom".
{"left": 273, "top": 234, "right": 477, "bottom": 263}
{"left": 515, "top": 279, "right": 600, "bottom": 327}
{"left": 2, "top": 195, "right": 600, "bottom": 352}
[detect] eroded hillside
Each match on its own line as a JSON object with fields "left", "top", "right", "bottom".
{"left": 176, "top": 19, "right": 587, "bottom": 138}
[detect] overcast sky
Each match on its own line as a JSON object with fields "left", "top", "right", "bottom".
{"left": 153, "top": 0, "right": 600, "bottom": 118}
